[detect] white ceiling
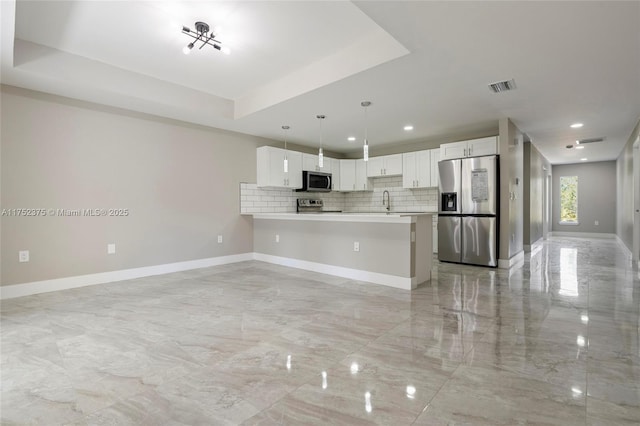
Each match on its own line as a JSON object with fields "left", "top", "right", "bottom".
{"left": 2, "top": 1, "right": 639, "bottom": 165}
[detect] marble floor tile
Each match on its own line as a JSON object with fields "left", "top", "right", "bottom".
{"left": 415, "top": 364, "right": 587, "bottom": 425}
{"left": 1, "top": 236, "right": 639, "bottom": 424}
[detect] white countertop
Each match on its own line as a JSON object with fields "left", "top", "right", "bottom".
{"left": 252, "top": 212, "right": 434, "bottom": 224}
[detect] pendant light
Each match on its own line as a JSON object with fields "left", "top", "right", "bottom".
{"left": 317, "top": 115, "right": 325, "bottom": 168}
{"left": 282, "top": 125, "right": 290, "bottom": 173}
{"left": 361, "top": 101, "right": 371, "bottom": 161}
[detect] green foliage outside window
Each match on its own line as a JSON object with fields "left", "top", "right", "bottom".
{"left": 560, "top": 176, "right": 578, "bottom": 223}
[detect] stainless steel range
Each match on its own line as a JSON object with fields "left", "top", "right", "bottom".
{"left": 296, "top": 199, "right": 341, "bottom": 213}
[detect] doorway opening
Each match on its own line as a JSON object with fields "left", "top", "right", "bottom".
{"left": 633, "top": 136, "right": 639, "bottom": 263}
{"left": 543, "top": 172, "right": 551, "bottom": 240}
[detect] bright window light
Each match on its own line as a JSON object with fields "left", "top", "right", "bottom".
{"left": 559, "top": 176, "right": 578, "bottom": 224}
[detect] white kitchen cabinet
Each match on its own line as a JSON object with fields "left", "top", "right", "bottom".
{"left": 440, "top": 136, "right": 497, "bottom": 160}
{"left": 355, "top": 159, "right": 370, "bottom": 190}
{"left": 257, "top": 146, "right": 302, "bottom": 189}
{"left": 338, "top": 160, "right": 355, "bottom": 191}
{"left": 430, "top": 148, "right": 440, "bottom": 188}
{"left": 402, "top": 150, "right": 431, "bottom": 188}
{"left": 331, "top": 158, "right": 340, "bottom": 190}
{"left": 338, "top": 159, "right": 370, "bottom": 191}
{"left": 367, "top": 154, "right": 403, "bottom": 177}
{"left": 302, "top": 153, "right": 332, "bottom": 173}
{"left": 440, "top": 141, "right": 466, "bottom": 160}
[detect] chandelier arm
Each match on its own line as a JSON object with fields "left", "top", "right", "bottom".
{"left": 184, "top": 31, "right": 200, "bottom": 41}
{"left": 181, "top": 21, "right": 224, "bottom": 53}
{"left": 200, "top": 33, "right": 215, "bottom": 50}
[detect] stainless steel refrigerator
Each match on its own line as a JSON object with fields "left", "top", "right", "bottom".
{"left": 438, "top": 155, "right": 499, "bottom": 267}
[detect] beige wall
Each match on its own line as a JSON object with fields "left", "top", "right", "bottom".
{"left": 552, "top": 161, "right": 617, "bottom": 233}
{"left": 1, "top": 85, "right": 268, "bottom": 286}
{"left": 616, "top": 117, "right": 640, "bottom": 251}
{"left": 498, "top": 118, "right": 524, "bottom": 260}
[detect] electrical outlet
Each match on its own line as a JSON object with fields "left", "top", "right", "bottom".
{"left": 594, "top": 220, "right": 599, "bottom": 226}
{"left": 19, "top": 250, "right": 29, "bottom": 263}
{"left": 353, "top": 242, "right": 360, "bottom": 252}
{"left": 275, "top": 234, "right": 280, "bottom": 243}
{"left": 217, "top": 235, "right": 223, "bottom": 243}
{"left": 107, "top": 243, "right": 116, "bottom": 254}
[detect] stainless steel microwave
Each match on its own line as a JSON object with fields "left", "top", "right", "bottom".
{"left": 296, "top": 171, "right": 332, "bottom": 192}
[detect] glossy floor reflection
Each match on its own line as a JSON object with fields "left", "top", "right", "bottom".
{"left": 1, "top": 237, "right": 638, "bottom": 425}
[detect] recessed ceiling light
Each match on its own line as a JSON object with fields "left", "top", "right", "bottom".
{"left": 576, "top": 145, "right": 585, "bottom": 150}
{"left": 570, "top": 123, "right": 584, "bottom": 129}
{"left": 581, "top": 158, "right": 587, "bottom": 161}
{"left": 403, "top": 125, "right": 414, "bottom": 131}
{"left": 347, "top": 136, "right": 356, "bottom": 142}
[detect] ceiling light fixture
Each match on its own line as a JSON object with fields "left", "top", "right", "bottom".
{"left": 361, "top": 101, "right": 371, "bottom": 161}
{"left": 182, "top": 21, "right": 230, "bottom": 55}
{"left": 348, "top": 136, "right": 356, "bottom": 142}
{"left": 404, "top": 125, "right": 414, "bottom": 131}
{"left": 576, "top": 145, "right": 585, "bottom": 150}
{"left": 570, "top": 123, "right": 584, "bottom": 129}
{"left": 281, "top": 125, "right": 290, "bottom": 173}
{"left": 317, "top": 115, "right": 325, "bottom": 168}
{"left": 581, "top": 158, "right": 588, "bottom": 161}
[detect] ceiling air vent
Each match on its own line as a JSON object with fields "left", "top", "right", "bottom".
{"left": 488, "top": 79, "right": 516, "bottom": 93}
{"left": 577, "top": 137, "right": 606, "bottom": 144}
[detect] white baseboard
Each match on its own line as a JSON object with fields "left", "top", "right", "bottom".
{"left": 615, "top": 235, "right": 633, "bottom": 259}
{"left": 524, "top": 238, "right": 543, "bottom": 253}
{"left": 0, "top": 253, "right": 253, "bottom": 300}
{"left": 498, "top": 250, "right": 525, "bottom": 269}
{"left": 549, "top": 231, "right": 616, "bottom": 239}
{"left": 253, "top": 253, "right": 416, "bottom": 290}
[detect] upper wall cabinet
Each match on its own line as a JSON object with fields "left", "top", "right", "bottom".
{"left": 257, "top": 146, "right": 302, "bottom": 189}
{"left": 440, "top": 136, "right": 498, "bottom": 160}
{"left": 402, "top": 150, "right": 431, "bottom": 188}
{"left": 330, "top": 158, "right": 340, "bottom": 190}
{"left": 338, "top": 159, "right": 371, "bottom": 191}
{"left": 430, "top": 148, "right": 440, "bottom": 187}
{"left": 302, "top": 153, "right": 332, "bottom": 173}
{"left": 366, "top": 154, "right": 403, "bottom": 177}
{"left": 402, "top": 148, "right": 440, "bottom": 189}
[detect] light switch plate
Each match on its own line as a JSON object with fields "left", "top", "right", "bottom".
{"left": 217, "top": 235, "right": 223, "bottom": 243}
{"left": 19, "top": 250, "right": 29, "bottom": 262}
{"left": 354, "top": 242, "right": 360, "bottom": 252}
{"left": 107, "top": 243, "right": 116, "bottom": 254}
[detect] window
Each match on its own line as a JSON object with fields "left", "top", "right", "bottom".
{"left": 559, "top": 176, "right": 578, "bottom": 224}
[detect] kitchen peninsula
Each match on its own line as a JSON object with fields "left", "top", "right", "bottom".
{"left": 252, "top": 212, "right": 433, "bottom": 290}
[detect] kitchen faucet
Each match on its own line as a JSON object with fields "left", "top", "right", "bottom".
{"left": 383, "top": 190, "right": 390, "bottom": 212}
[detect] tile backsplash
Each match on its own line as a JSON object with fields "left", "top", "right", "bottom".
{"left": 240, "top": 176, "right": 438, "bottom": 214}
{"left": 343, "top": 176, "right": 438, "bottom": 213}
{"left": 239, "top": 184, "right": 344, "bottom": 214}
